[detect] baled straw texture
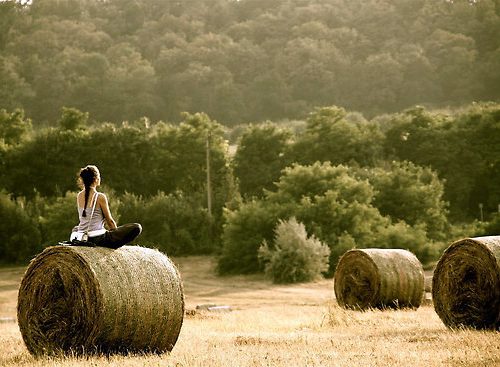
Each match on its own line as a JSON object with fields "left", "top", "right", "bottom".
{"left": 334, "top": 248, "right": 424, "bottom": 310}
{"left": 17, "top": 245, "right": 184, "bottom": 356}
{"left": 432, "top": 236, "right": 500, "bottom": 330}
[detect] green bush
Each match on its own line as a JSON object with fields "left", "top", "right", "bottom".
{"left": 233, "top": 122, "right": 292, "bottom": 198}
{"left": 217, "top": 200, "right": 279, "bottom": 274}
{"left": 369, "top": 221, "right": 437, "bottom": 265}
{"left": 30, "top": 186, "right": 119, "bottom": 247}
{"left": 219, "top": 162, "right": 443, "bottom": 276}
{"left": 361, "top": 161, "right": 449, "bottom": 241}
{"left": 258, "top": 217, "right": 330, "bottom": 284}
{"left": 37, "top": 192, "right": 78, "bottom": 246}
{"left": 117, "top": 191, "right": 214, "bottom": 255}
{"left": 477, "top": 214, "right": 500, "bottom": 236}
{"left": 0, "top": 192, "right": 41, "bottom": 264}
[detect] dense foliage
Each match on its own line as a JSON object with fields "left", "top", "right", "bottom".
{"left": 1, "top": 0, "right": 499, "bottom": 275}
{"left": 0, "top": 192, "right": 41, "bottom": 264}
{"left": 233, "top": 123, "right": 292, "bottom": 198}
{"left": 1, "top": 0, "right": 499, "bottom": 125}
{"left": 219, "top": 162, "right": 442, "bottom": 274}
{"left": 383, "top": 104, "right": 500, "bottom": 219}
{"left": 1, "top": 102, "right": 500, "bottom": 269}
{"left": 0, "top": 109, "right": 232, "bottom": 260}
{"left": 117, "top": 191, "right": 216, "bottom": 255}
{"left": 234, "top": 104, "right": 500, "bottom": 222}
{"left": 359, "top": 161, "right": 449, "bottom": 240}
{"left": 1, "top": 110, "right": 231, "bottom": 207}
{"left": 291, "top": 106, "right": 385, "bottom": 166}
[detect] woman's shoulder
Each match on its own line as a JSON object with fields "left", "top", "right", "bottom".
{"left": 97, "top": 192, "right": 109, "bottom": 202}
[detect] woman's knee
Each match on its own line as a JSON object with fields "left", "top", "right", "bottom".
{"left": 131, "top": 223, "right": 142, "bottom": 236}
{"left": 124, "top": 223, "right": 142, "bottom": 241}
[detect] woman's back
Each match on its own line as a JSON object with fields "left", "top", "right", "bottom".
{"left": 76, "top": 191, "right": 105, "bottom": 232}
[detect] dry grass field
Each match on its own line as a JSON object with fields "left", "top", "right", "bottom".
{"left": 1, "top": 256, "right": 499, "bottom": 367}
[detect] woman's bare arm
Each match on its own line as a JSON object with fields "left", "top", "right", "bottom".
{"left": 99, "top": 193, "right": 117, "bottom": 230}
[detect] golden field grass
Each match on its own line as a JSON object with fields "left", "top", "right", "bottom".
{"left": 1, "top": 256, "right": 499, "bottom": 367}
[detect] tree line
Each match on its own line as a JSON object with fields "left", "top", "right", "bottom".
{"left": 1, "top": 103, "right": 500, "bottom": 271}
{"left": 1, "top": 0, "right": 499, "bottom": 126}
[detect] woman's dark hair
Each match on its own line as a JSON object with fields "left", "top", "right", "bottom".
{"left": 78, "top": 165, "right": 99, "bottom": 217}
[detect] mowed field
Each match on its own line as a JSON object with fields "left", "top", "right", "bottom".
{"left": 1, "top": 256, "right": 499, "bottom": 367}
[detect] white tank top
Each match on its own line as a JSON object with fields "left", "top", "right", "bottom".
{"left": 76, "top": 192, "right": 105, "bottom": 232}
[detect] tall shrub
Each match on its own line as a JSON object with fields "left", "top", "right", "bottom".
{"left": 360, "top": 161, "right": 449, "bottom": 240}
{"left": 233, "top": 122, "right": 292, "bottom": 198}
{"left": 0, "top": 192, "right": 41, "bottom": 264}
{"left": 258, "top": 217, "right": 330, "bottom": 283}
{"left": 117, "top": 191, "right": 213, "bottom": 255}
{"left": 218, "top": 162, "right": 437, "bottom": 275}
{"left": 37, "top": 192, "right": 79, "bottom": 246}
{"left": 217, "top": 200, "right": 279, "bottom": 274}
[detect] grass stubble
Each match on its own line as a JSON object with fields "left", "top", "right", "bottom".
{"left": 1, "top": 257, "right": 499, "bottom": 367}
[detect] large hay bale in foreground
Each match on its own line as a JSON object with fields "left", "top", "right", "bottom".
{"left": 17, "top": 245, "right": 184, "bottom": 356}
{"left": 334, "top": 248, "right": 424, "bottom": 310}
{"left": 432, "top": 236, "right": 500, "bottom": 330}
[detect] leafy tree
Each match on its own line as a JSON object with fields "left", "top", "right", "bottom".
{"left": 270, "top": 166, "right": 389, "bottom": 269}
{"left": 369, "top": 221, "right": 437, "bottom": 264}
{"left": 58, "top": 107, "right": 88, "bottom": 131}
{"left": 268, "top": 162, "right": 375, "bottom": 205}
{"left": 384, "top": 103, "right": 500, "bottom": 220}
{"left": 384, "top": 106, "right": 467, "bottom": 218}
{"left": 149, "top": 112, "right": 232, "bottom": 221}
{"left": 275, "top": 37, "right": 343, "bottom": 107}
{"left": 458, "top": 102, "right": 500, "bottom": 217}
{"left": 3, "top": 109, "right": 90, "bottom": 197}
{"left": 0, "top": 55, "right": 34, "bottom": 111}
{"left": 243, "top": 70, "right": 292, "bottom": 122}
{"left": 0, "top": 1, "right": 19, "bottom": 50}
{"left": 219, "top": 162, "right": 435, "bottom": 275}
{"left": 0, "top": 191, "right": 41, "bottom": 264}
{"left": 57, "top": 49, "right": 110, "bottom": 120}
{"left": 218, "top": 199, "right": 279, "bottom": 274}
{"left": 22, "top": 55, "right": 71, "bottom": 124}
{"left": 0, "top": 108, "right": 32, "bottom": 145}
{"left": 30, "top": 0, "right": 83, "bottom": 20}
{"left": 480, "top": 47, "right": 500, "bottom": 101}
{"left": 361, "top": 161, "right": 449, "bottom": 240}
{"left": 423, "top": 29, "right": 480, "bottom": 102}
{"left": 354, "top": 53, "right": 404, "bottom": 114}
{"left": 291, "top": 106, "right": 384, "bottom": 166}
{"left": 394, "top": 44, "right": 438, "bottom": 108}
{"left": 3, "top": 110, "right": 233, "bottom": 210}
{"left": 101, "top": 42, "right": 159, "bottom": 122}
{"left": 86, "top": 123, "right": 156, "bottom": 195}
{"left": 37, "top": 192, "right": 77, "bottom": 246}
{"left": 480, "top": 213, "right": 500, "bottom": 237}
{"left": 233, "top": 123, "right": 292, "bottom": 198}
{"left": 117, "top": 191, "right": 213, "bottom": 255}
{"left": 1, "top": 0, "right": 499, "bottom": 124}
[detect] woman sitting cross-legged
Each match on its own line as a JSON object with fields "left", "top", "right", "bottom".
{"left": 71, "top": 164, "right": 141, "bottom": 249}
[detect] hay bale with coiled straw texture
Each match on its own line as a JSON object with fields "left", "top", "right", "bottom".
{"left": 432, "top": 236, "right": 500, "bottom": 330}
{"left": 334, "top": 248, "right": 424, "bottom": 310}
{"left": 17, "top": 245, "right": 184, "bottom": 356}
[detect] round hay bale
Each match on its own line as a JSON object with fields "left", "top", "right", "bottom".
{"left": 432, "top": 236, "right": 500, "bottom": 330}
{"left": 17, "top": 245, "right": 184, "bottom": 356}
{"left": 334, "top": 248, "right": 424, "bottom": 310}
